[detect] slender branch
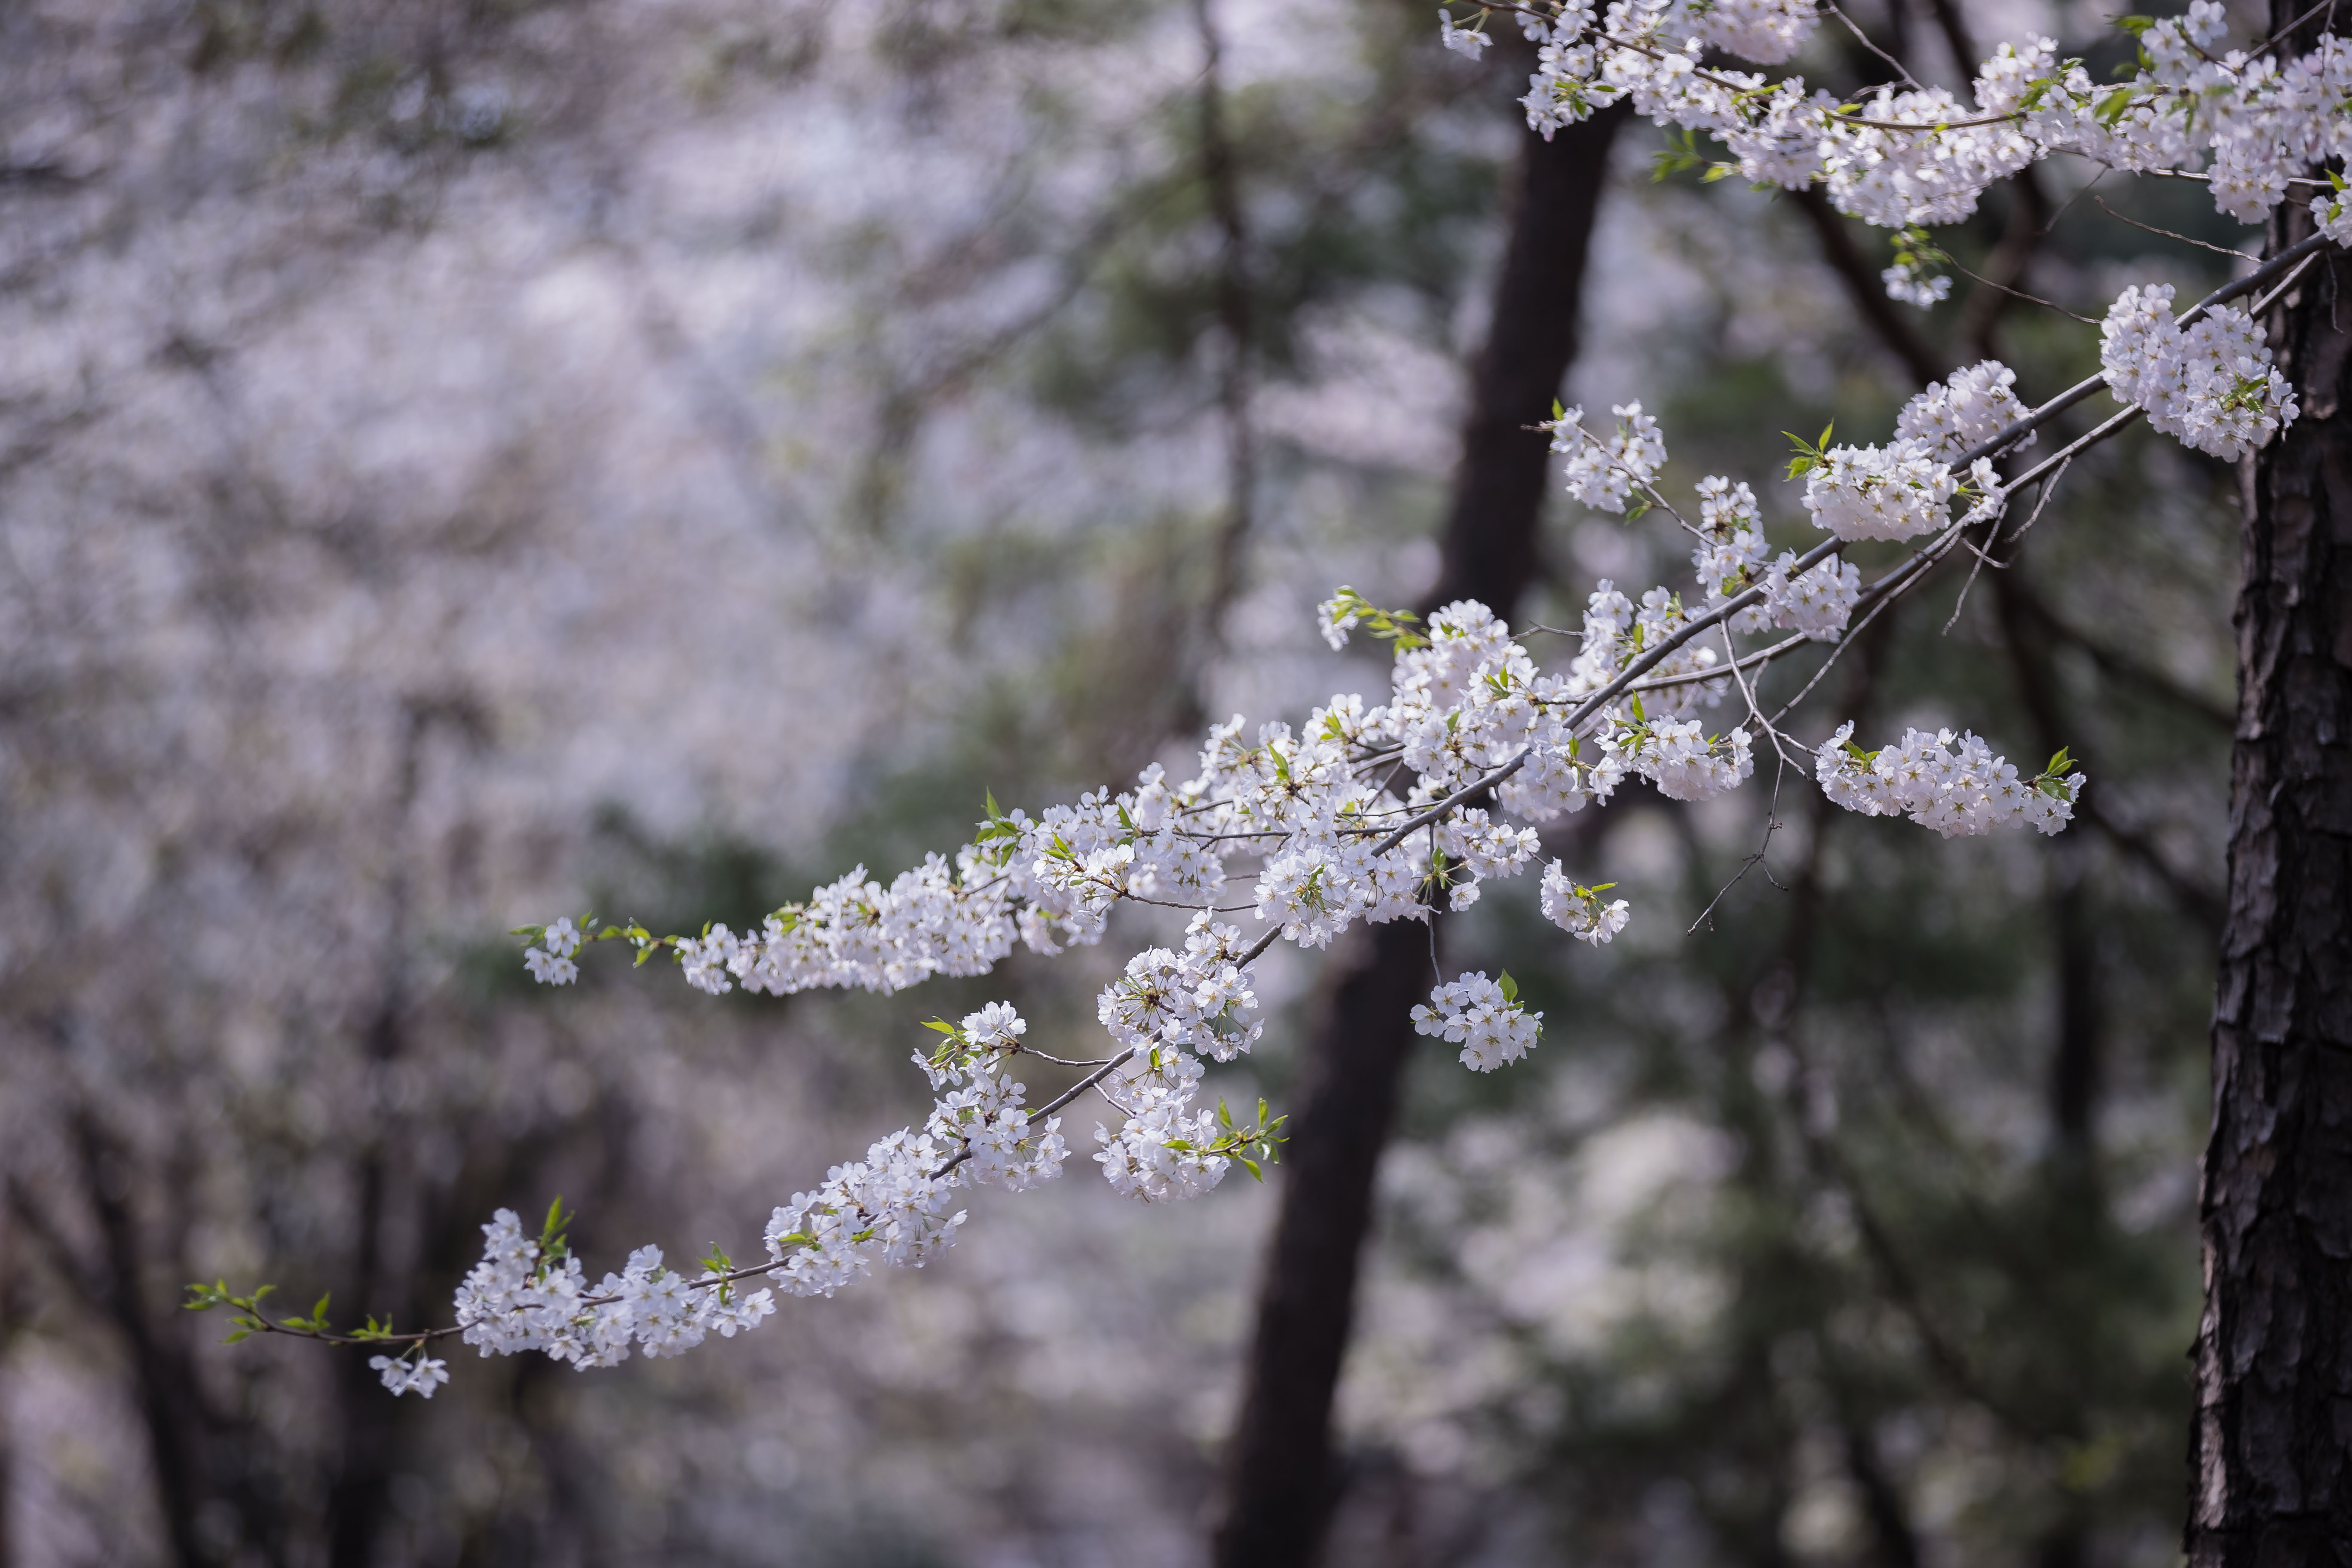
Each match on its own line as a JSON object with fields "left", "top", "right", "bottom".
{"left": 1942, "top": 256, "right": 2097, "bottom": 324}
{"left": 2094, "top": 195, "right": 2259, "bottom": 260}
{"left": 1823, "top": 1, "right": 1923, "bottom": 89}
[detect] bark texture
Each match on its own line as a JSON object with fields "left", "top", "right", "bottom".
{"left": 1210, "top": 102, "right": 1627, "bottom": 1568}
{"left": 2188, "top": 23, "right": 2352, "bottom": 1553}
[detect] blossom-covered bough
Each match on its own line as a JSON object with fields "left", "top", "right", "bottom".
{"left": 191, "top": 0, "right": 2352, "bottom": 1396}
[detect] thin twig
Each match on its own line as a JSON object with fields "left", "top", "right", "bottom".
{"left": 1722, "top": 620, "right": 1807, "bottom": 771}
{"left": 2092, "top": 196, "right": 2258, "bottom": 261}
{"left": 2036, "top": 164, "right": 2107, "bottom": 236}
{"left": 1687, "top": 744, "right": 1791, "bottom": 934}
{"left": 1942, "top": 257, "right": 2098, "bottom": 323}
{"left": 1823, "top": 1, "right": 1922, "bottom": 89}
{"left": 2137, "top": 165, "right": 2335, "bottom": 190}
{"left": 1943, "top": 453, "right": 2077, "bottom": 638}
{"left": 1685, "top": 628, "right": 1795, "bottom": 934}
{"left": 2253, "top": 0, "right": 2339, "bottom": 57}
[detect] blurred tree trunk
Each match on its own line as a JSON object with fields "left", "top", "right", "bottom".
{"left": 2189, "top": 6, "right": 2352, "bottom": 1555}
{"left": 1210, "top": 101, "right": 1628, "bottom": 1568}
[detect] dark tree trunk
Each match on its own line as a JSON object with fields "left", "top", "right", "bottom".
{"left": 1210, "top": 102, "right": 1628, "bottom": 1568}
{"left": 2189, "top": 6, "right": 2352, "bottom": 1553}
{"left": 1424, "top": 107, "right": 1629, "bottom": 615}
{"left": 1210, "top": 919, "right": 1435, "bottom": 1567}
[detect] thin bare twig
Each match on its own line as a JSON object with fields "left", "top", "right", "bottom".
{"left": 2092, "top": 196, "right": 2259, "bottom": 261}
{"left": 1943, "top": 257, "right": 2098, "bottom": 323}
{"left": 1823, "top": 1, "right": 1923, "bottom": 89}
{"left": 1942, "top": 458, "right": 2070, "bottom": 634}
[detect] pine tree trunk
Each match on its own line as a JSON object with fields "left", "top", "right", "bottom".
{"left": 2188, "top": 7, "right": 2352, "bottom": 1550}
{"left": 1210, "top": 101, "right": 1627, "bottom": 1568}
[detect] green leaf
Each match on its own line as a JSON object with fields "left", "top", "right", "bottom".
{"left": 1498, "top": 970, "right": 1520, "bottom": 1004}
{"left": 539, "top": 1197, "right": 573, "bottom": 1260}
{"left": 1651, "top": 126, "right": 1707, "bottom": 181}
{"left": 1239, "top": 1157, "right": 1264, "bottom": 1182}
{"left": 2114, "top": 13, "right": 2153, "bottom": 34}
{"left": 921, "top": 1019, "right": 962, "bottom": 1036}
{"left": 1783, "top": 424, "right": 1832, "bottom": 481}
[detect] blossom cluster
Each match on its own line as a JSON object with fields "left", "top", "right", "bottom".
{"left": 2071, "top": 6, "right": 2352, "bottom": 224}
{"left": 1094, "top": 1050, "right": 1233, "bottom": 1203}
{"left": 1753, "top": 361, "right": 2020, "bottom": 558}
{"left": 761, "top": 1128, "right": 971, "bottom": 1297}
{"left": 1541, "top": 861, "right": 1631, "bottom": 946}
{"left": 2100, "top": 287, "right": 2299, "bottom": 461}
{"left": 1896, "top": 362, "right": 2034, "bottom": 463}
{"left": 1504, "top": 1, "right": 2043, "bottom": 227}
{"left": 2313, "top": 176, "right": 2352, "bottom": 246}
{"left": 367, "top": 1354, "right": 451, "bottom": 1398}
{"left": 1412, "top": 971, "right": 1544, "bottom": 1072}
{"left": 1690, "top": 475, "right": 1858, "bottom": 640}
{"left": 1565, "top": 579, "right": 1727, "bottom": 715}
{"left": 1459, "top": 0, "right": 2352, "bottom": 321}
{"left": 1814, "top": 723, "right": 2084, "bottom": 837}
{"left": 762, "top": 1002, "right": 1074, "bottom": 1299}
{"left": 522, "top": 917, "right": 581, "bottom": 984}
{"left": 1552, "top": 400, "right": 1667, "bottom": 513}
{"left": 452, "top": 1207, "right": 777, "bottom": 1373}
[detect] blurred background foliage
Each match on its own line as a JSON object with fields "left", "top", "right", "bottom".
{"left": 0, "top": 0, "right": 2254, "bottom": 1562}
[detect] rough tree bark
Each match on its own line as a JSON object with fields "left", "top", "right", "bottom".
{"left": 2188, "top": 3, "right": 2352, "bottom": 1556}
{"left": 1210, "top": 101, "right": 1628, "bottom": 1568}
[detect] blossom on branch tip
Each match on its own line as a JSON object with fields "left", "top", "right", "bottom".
{"left": 369, "top": 1355, "right": 450, "bottom": 1398}
{"left": 1550, "top": 401, "right": 1666, "bottom": 514}
{"left": 1798, "top": 437, "right": 1956, "bottom": 544}
{"left": 1897, "top": 362, "right": 2033, "bottom": 463}
{"left": 1412, "top": 971, "right": 1542, "bottom": 1073}
{"left": 1814, "top": 722, "right": 2085, "bottom": 837}
{"left": 1541, "top": 861, "right": 1630, "bottom": 946}
{"left": 2101, "top": 288, "right": 2298, "bottom": 462}
{"left": 1437, "top": 7, "right": 1491, "bottom": 59}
